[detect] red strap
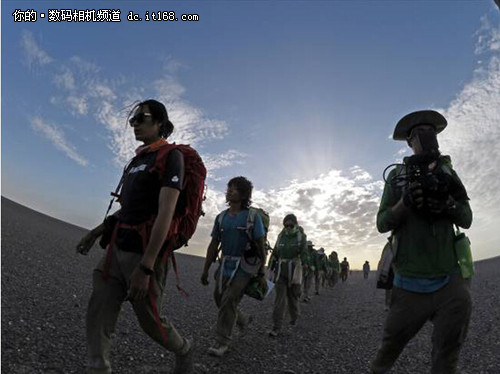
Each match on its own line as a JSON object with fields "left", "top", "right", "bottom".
{"left": 161, "top": 242, "right": 189, "bottom": 298}
{"left": 170, "top": 251, "right": 190, "bottom": 298}
{"left": 148, "top": 284, "right": 168, "bottom": 347}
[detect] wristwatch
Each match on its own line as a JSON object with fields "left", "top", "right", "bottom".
{"left": 139, "top": 263, "right": 154, "bottom": 275}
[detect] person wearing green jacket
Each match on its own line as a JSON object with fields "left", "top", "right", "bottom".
{"left": 301, "top": 240, "right": 316, "bottom": 303}
{"left": 314, "top": 248, "right": 328, "bottom": 295}
{"left": 328, "top": 251, "right": 340, "bottom": 287}
{"left": 269, "top": 214, "right": 307, "bottom": 337}
{"left": 371, "top": 110, "right": 473, "bottom": 374}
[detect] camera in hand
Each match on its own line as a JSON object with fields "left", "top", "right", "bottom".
{"left": 402, "top": 152, "right": 450, "bottom": 216}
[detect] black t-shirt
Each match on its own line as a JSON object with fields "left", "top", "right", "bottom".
{"left": 115, "top": 149, "right": 184, "bottom": 251}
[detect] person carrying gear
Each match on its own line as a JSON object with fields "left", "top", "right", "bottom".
{"left": 301, "top": 241, "right": 316, "bottom": 303}
{"left": 371, "top": 110, "right": 473, "bottom": 373}
{"left": 268, "top": 214, "right": 307, "bottom": 337}
{"left": 329, "top": 250, "right": 340, "bottom": 287}
{"left": 314, "top": 248, "right": 328, "bottom": 295}
{"left": 363, "top": 261, "right": 371, "bottom": 279}
{"left": 76, "top": 99, "right": 203, "bottom": 374}
{"left": 201, "top": 177, "right": 266, "bottom": 357}
{"left": 340, "top": 257, "right": 350, "bottom": 283}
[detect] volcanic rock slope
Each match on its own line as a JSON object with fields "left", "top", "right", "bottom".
{"left": 2, "top": 197, "right": 499, "bottom": 373}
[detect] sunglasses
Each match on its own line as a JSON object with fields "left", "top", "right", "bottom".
{"left": 129, "top": 112, "right": 153, "bottom": 126}
{"left": 284, "top": 224, "right": 295, "bottom": 229}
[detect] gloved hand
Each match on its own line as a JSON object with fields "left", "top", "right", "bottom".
{"left": 427, "top": 195, "right": 456, "bottom": 216}
{"left": 402, "top": 182, "right": 424, "bottom": 210}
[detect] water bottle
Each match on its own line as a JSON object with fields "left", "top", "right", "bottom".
{"left": 455, "top": 231, "right": 474, "bottom": 278}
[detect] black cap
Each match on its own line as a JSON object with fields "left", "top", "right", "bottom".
{"left": 393, "top": 110, "right": 447, "bottom": 141}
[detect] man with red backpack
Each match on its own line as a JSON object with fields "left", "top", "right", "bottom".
{"left": 76, "top": 99, "right": 205, "bottom": 374}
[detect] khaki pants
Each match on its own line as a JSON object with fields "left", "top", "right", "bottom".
{"left": 303, "top": 271, "right": 314, "bottom": 299}
{"left": 213, "top": 268, "right": 252, "bottom": 345}
{"left": 372, "top": 274, "right": 471, "bottom": 374}
{"left": 315, "top": 270, "right": 324, "bottom": 293}
{"left": 272, "top": 275, "right": 301, "bottom": 330}
{"left": 86, "top": 247, "right": 184, "bottom": 374}
{"left": 332, "top": 270, "right": 339, "bottom": 286}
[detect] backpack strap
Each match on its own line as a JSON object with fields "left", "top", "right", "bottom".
{"left": 217, "top": 209, "right": 228, "bottom": 243}
{"left": 296, "top": 229, "right": 302, "bottom": 248}
{"left": 103, "top": 158, "right": 135, "bottom": 219}
{"left": 246, "top": 207, "right": 257, "bottom": 242}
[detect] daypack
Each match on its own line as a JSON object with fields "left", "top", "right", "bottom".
{"left": 151, "top": 144, "right": 207, "bottom": 252}
{"left": 376, "top": 236, "right": 395, "bottom": 290}
{"left": 101, "top": 143, "right": 207, "bottom": 280}
{"left": 217, "top": 207, "right": 270, "bottom": 251}
{"left": 247, "top": 207, "right": 270, "bottom": 244}
{"left": 216, "top": 207, "right": 270, "bottom": 274}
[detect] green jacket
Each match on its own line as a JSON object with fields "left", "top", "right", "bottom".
{"left": 377, "top": 155, "right": 472, "bottom": 277}
{"left": 315, "top": 252, "right": 328, "bottom": 271}
{"left": 302, "top": 249, "right": 315, "bottom": 268}
{"left": 329, "top": 254, "right": 340, "bottom": 272}
{"left": 273, "top": 226, "right": 307, "bottom": 261}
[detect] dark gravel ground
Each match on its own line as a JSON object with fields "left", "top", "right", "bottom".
{"left": 2, "top": 197, "right": 499, "bottom": 374}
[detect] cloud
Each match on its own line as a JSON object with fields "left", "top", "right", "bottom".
{"left": 31, "top": 117, "right": 89, "bottom": 167}
{"left": 202, "top": 150, "right": 247, "bottom": 178}
{"left": 152, "top": 73, "right": 230, "bottom": 147}
{"left": 20, "top": 30, "right": 53, "bottom": 66}
{"left": 475, "top": 16, "right": 500, "bottom": 55}
{"left": 191, "top": 19, "right": 500, "bottom": 262}
{"left": 54, "top": 67, "right": 75, "bottom": 90}
{"left": 36, "top": 54, "right": 234, "bottom": 168}
{"left": 67, "top": 96, "right": 88, "bottom": 115}
{"left": 193, "top": 166, "right": 383, "bottom": 259}
{"left": 433, "top": 17, "right": 500, "bottom": 258}
{"left": 438, "top": 19, "right": 500, "bottom": 211}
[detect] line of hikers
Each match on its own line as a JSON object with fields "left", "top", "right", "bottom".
{"left": 76, "top": 100, "right": 473, "bottom": 374}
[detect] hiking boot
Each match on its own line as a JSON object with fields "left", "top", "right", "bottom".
{"left": 173, "top": 338, "right": 193, "bottom": 374}
{"left": 268, "top": 329, "right": 279, "bottom": 337}
{"left": 238, "top": 315, "right": 253, "bottom": 336}
{"left": 207, "top": 343, "right": 229, "bottom": 357}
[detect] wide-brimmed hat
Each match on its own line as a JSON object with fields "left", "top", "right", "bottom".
{"left": 393, "top": 110, "right": 447, "bottom": 140}
{"left": 306, "top": 240, "right": 314, "bottom": 247}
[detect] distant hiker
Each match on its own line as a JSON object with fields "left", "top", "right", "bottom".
{"left": 371, "top": 110, "right": 473, "bottom": 373}
{"left": 324, "top": 255, "right": 333, "bottom": 288}
{"left": 314, "top": 248, "right": 328, "bottom": 295}
{"left": 201, "top": 177, "right": 267, "bottom": 357}
{"left": 363, "top": 261, "right": 370, "bottom": 279}
{"left": 328, "top": 250, "right": 340, "bottom": 287}
{"left": 76, "top": 99, "right": 206, "bottom": 374}
{"left": 269, "top": 214, "right": 307, "bottom": 337}
{"left": 340, "top": 257, "right": 350, "bottom": 283}
{"left": 301, "top": 241, "right": 316, "bottom": 303}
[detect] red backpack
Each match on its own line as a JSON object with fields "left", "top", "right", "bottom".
{"left": 152, "top": 143, "right": 207, "bottom": 253}
{"left": 102, "top": 142, "right": 207, "bottom": 281}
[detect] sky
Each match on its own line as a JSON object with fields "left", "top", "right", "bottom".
{"left": 2, "top": 1, "right": 500, "bottom": 269}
